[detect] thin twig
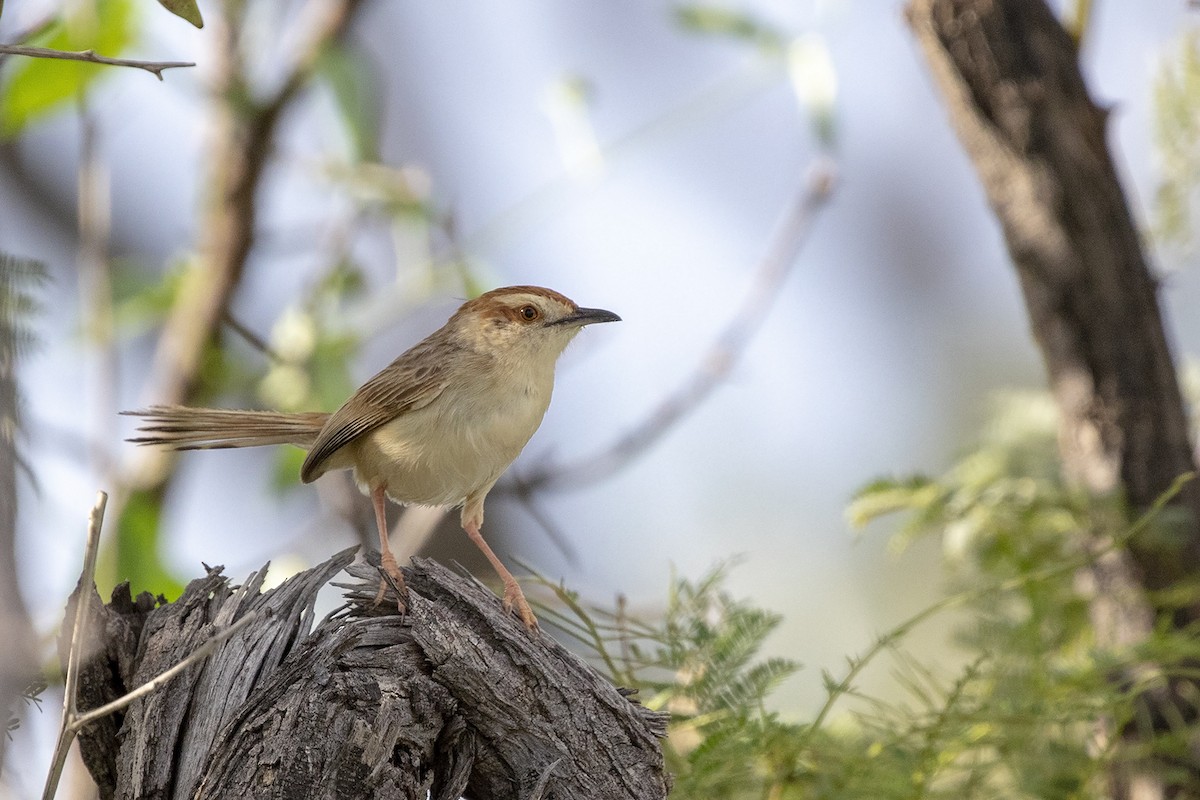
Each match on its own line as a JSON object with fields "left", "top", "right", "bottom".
{"left": 510, "top": 490, "right": 579, "bottom": 564}
{"left": 528, "top": 758, "right": 562, "bottom": 800}
{"left": 507, "top": 159, "right": 838, "bottom": 495}
{"left": 43, "top": 490, "right": 107, "bottom": 800}
{"left": 615, "top": 594, "right": 635, "bottom": 685}
{"left": 0, "top": 45, "right": 194, "bottom": 80}
{"left": 221, "top": 310, "right": 284, "bottom": 363}
{"left": 535, "top": 578, "right": 623, "bottom": 681}
{"left": 78, "top": 105, "right": 121, "bottom": 489}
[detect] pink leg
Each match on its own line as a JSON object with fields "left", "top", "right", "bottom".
{"left": 462, "top": 513, "right": 538, "bottom": 631}
{"left": 372, "top": 484, "right": 407, "bottom": 610}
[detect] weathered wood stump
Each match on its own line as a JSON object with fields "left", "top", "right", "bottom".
{"left": 63, "top": 549, "right": 670, "bottom": 799}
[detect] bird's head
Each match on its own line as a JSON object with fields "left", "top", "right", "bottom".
{"left": 451, "top": 285, "right": 620, "bottom": 367}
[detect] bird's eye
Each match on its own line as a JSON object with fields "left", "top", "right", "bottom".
{"left": 519, "top": 305, "right": 539, "bottom": 321}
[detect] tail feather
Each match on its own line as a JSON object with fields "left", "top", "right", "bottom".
{"left": 123, "top": 405, "right": 329, "bottom": 451}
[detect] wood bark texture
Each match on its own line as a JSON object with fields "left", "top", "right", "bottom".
{"left": 63, "top": 550, "right": 670, "bottom": 800}
{"left": 907, "top": 0, "right": 1200, "bottom": 796}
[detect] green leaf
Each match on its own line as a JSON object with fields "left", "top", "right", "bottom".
{"left": 157, "top": 0, "right": 203, "bottom": 28}
{"left": 457, "top": 260, "right": 489, "bottom": 301}
{"left": 846, "top": 475, "right": 939, "bottom": 528}
{"left": 0, "top": 253, "right": 49, "bottom": 361}
{"left": 787, "top": 35, "right": 838, "bottom": 150}
{"left": 1153, "top": 31, "right": 1200, "bottom": 251}
{"left": 0, "top": 0, "right": 139, "bottom": 137}
{"left": 270, "top": 446, "right": 308, "bottom": 494}
{"left": 112, "top": 258, "right": 187, "bottom": 333}
{"left": 316, "top": 257, "right": 368, "bottom": 301}
{"left": 317, "top": 44, "right": 379, "bottom": 162}
{"left": 103, "top": 487, "right": 185, "bottom": 600}
{"left": 308, "top": 333, "right": 359, "bottom": 411}
{"left": 673, "top": 4, "right": 784, "bottom": 49}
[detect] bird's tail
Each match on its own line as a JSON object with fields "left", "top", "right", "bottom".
{"left": 123, "top": 405, "right": 329, "bottom": 451}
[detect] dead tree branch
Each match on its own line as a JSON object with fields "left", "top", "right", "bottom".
{"left": 43, "top": 491, "right": 107, "bottom": 800}
{"left": 65, "top": 551, "right": 669, "bottom": 799}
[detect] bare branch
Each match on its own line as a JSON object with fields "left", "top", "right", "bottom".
{"left": 221, "top": 310, "right": 283, "bottom": 364}
{"left": 63, "top": 494, "right": 106, "bottom": 728}
{"left": 0, "top": 45, "right": 193, "bottom": 80}
{"left": 118, "top": 0, "right": 369, "bottom": 571}
{"left": 43, "top": 490, "right": 107, "bottom": 800}
{"left": 78, "top": 107, "right": 121, "bottom": 487}
{"left": 510, "top": 490, "right": 579, "bottom": 564}
{"left": 132, "top": 0, "right": 367, "bottom": 472}
{"left": 507, "top": 159, "right": 837, "bottom": 494}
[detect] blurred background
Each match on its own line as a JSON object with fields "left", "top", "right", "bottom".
{"left": 2, "top": 0, "right": 1198, "bottom": 794}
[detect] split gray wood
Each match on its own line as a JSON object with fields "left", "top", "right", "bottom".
{"left": 63, "top": 550, "right": 669, "bottom": 799}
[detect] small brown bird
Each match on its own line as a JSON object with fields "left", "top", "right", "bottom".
{"left": 126, "top": 285, "right": 620, "bottom": 629}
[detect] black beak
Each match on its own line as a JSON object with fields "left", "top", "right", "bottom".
{"left": 550, "top": 307, "right": 622, "bottom": 327}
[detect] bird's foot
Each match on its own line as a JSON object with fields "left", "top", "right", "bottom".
{"left": 503, "top": 578, "right": 539, "bottom": 632}
{"left": 372, "top": 549, "right": 408, "bottom": 614}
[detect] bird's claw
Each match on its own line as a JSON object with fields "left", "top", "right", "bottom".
{"left": 503, "top": 580, "right": 539, "bottom": 632}
{"left": 372, "top": 569, "right": 407, "bottom": 613}
{"left": 372, "top": 551, "right": 408, "bottom": 614}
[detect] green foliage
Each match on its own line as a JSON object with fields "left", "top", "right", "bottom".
{"left": 157, "top": 0, "right": 203, "bottom": 29}
{"left": 1153, "top": 30, "right": 1200, "bottom": 253}
{"left": 105, "top": 488, "right": 185, "bottom": 600}
{"left": 0, "top": 254, "right": 48, "bottom": 483}
{"left": 111, "top": 258, "right": 187, "bottom": 335}
{"left": 536, "top": 564, "right": 804, "bottom": 797}
{"left": 0, "top": 0, "right": 139, "bottom": 136}
{"left": 257, "top": 259, "right": 366, "bottom": 491}
{"left": 260, "top": 264, "right": 364, "bottom": 414}
{"left": 1, "top": 679, "right": 46, "bottom": 763}
{"left": 848, "top": 391, "right": 1081, "bottom": 558}
{"left": 543, "top": 391, "right": 1197, "bottom": 798}
{"left": 318, "top": 44, "right": 380, "bottom": 162}
{"left": 787, "top": 34, "right": 838, "bottom": 151}
{"left": 320, "top": 160, "right": 436, "bottom": 221}
{"left": 0, "top": 254, "right": 48, "bottom": 362}
{"left": 673, "top": 4, "right": 786, "bottom": 53}
{"left": 673, "top": 4, "right": 838, "bottom": 151}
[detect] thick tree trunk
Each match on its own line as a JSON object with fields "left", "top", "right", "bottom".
{"left": 64, "top": 550, "right": 670, "bottom": 799}
{"left": 907, "top": 1, "right": 1200, "bottom": 797}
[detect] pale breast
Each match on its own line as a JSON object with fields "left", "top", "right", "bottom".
{"left": 346, "top": 368, "right": 553, "bottom": 508}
